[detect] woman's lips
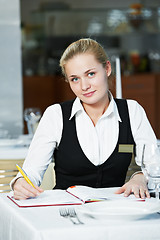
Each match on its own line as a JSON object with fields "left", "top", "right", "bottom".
{"left": 83, "top": 90, "right": 96, "bottom": 97}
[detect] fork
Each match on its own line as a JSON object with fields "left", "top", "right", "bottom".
{"left": 59, "top": 208, "right": 77, "bottom": 225}
{"left": 68, "top": 208, "right": 84, "bottom": 224}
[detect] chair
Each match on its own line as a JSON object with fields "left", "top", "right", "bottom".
{"left": 40, "top": 162, "right": 56, "bottom": 190}
{"left": 0, "top": 159, "right": 56, "bottom": 192}
{"left": 0, "top": 159, "right": 24, "bottom": 192}
{"left": 125, "top": 154, "right": 141, "bottom": 182}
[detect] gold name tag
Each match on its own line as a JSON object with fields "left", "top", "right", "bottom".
{"left": 118, "top": 144, "right": 134, "bottom": 153}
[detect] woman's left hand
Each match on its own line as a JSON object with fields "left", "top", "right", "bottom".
{"left": 115, "top": 173, "right": 150, "bottom": 199}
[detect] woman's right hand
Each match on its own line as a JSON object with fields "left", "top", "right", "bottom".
{"left": 13, "top": 178, "right": 44, "bottom": 200}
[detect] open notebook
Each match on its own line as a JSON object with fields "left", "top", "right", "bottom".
{"left": 7, "top": 185, "right": 143, "bottom": 208}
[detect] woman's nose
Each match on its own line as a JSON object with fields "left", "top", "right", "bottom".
{"left": 81, "top": 78, "right": 91, "bottom": 91}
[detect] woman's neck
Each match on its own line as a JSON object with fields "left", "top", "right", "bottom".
{"left": 82, "top": 95, "right": 110, "bottom": 126}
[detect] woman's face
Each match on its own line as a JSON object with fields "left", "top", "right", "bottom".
{"left": 65, "top": 53, "right": 111, "bottom": 107}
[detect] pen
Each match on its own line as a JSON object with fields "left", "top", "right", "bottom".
{"left": 89, "top": 198, "right": 108, "bottom": 202}
{"left": 16, "top": 164, "right": 35, "bottom": 188}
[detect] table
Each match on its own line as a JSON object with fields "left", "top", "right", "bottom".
{"left": 1, "top": 188, "right": 160, "bottom": 240}
{"left": 0, "top": 146, "right": 28, "bottom": 160}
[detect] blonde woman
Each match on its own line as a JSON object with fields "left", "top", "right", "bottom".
{"left": 12, "top": 38, "right": 157, "bottom": 200}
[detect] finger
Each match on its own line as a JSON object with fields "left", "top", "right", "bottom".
{"left": 14, "top": 185, "right": 38, "bottom": 199}
{"left": 123, "top": 187, "right": 133, "bottom": 197}
{"left": 131, "top": 187, "right": 141, "bottom": 198}
{"left": 145, "top": 189, "right": 150, "bottom": 198}
{"left": 14, "top": 192, "right": 32, "bottom": 200}
{"left": 139, "top": 188, "right": 146, "bottom": 199}
{"left": 114, "top": 185, "right": 126, "bottom": 194}
{"left": 35, "top": 185, "right": 44, "bottom": 193}
{"left": 14, "top": 186, "right": 34, "bottom": 199}
{"left": 22, "top": 183, "right": 41, "bottom": 197}
{"left": 140, "top": 188, "right": 150, "bottom": 199}
{"left": 19, "top": 180, "right": 42, "bottom": 194}
{"left": 14, "top": 178, "right": 43, "bottom": 194}
{"left": 14, "top": 179, "right": 42, "bottom": 199}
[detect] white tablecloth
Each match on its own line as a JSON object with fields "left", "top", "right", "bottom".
{"left": 1, "top": 188, "right": 160, "bottom": 240}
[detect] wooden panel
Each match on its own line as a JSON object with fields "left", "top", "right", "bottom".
{"left": 0, "top": 159, "right": 24, "bottom": 192}
{"left": 122, "top": 73, "right": 159, "bottom": 138}
{"left": 23, "top": 76, "right": 57, "bottom": 113}
{"left": 53, "top": 76, "right": 75, "bottom": 103}
{"left": 23, "top": 75, "right": 75, "bottom": 112}
{"left": 122, "top": 74, "right": 156, "bottom": 95}
{"left": 110, "top": 73, "right": 160, "bottom": 138}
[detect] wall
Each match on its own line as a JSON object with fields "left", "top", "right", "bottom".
{"left": 0, "top": 0, "right": 23, "bottom": 137}
{"left": 20, "top": 0, "right": 160, "bottom": 24}
{"left": 20, "top": 0, "right": 160, "bottom": 77}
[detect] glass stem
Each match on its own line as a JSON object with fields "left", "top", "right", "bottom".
{"left": 155, "top": 183, "right": 160, "bottom": 200}
{"left": 27, "top": 121, "right": 34, "bottom": 136}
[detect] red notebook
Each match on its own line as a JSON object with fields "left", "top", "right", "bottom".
{"left": 7, "top": 185, "right": 109, "bottom": 208}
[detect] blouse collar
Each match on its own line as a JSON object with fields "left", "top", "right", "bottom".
{"left": 69, "top": 91, "right": 122, "bottom": 122}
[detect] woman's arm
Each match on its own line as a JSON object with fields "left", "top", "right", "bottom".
{"left": 115, "top": 100, "right": 157, "bottom": 198}
{"left": 11, "top": 104, "right": 63, "bottom": 199}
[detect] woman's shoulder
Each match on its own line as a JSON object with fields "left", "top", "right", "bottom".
{"left": 43, "top": 99, "right": 75, "bottom": 117}
{"left": 126, "top": 99, "right": 146, "bottom": 118}
{"left": 45, "top": 103, "right": 61, "bottom": 113}
{"left": 114, "top": 98, "right": 142, "bottom": 112}
{"left": 115, "top": 98, "right": 139, "bottom": 106}
{"left": 126, "top": 99, "right": 143, "bottom": 109}
{"left": 42, "top": 103, "right": 63, "bottom": 121}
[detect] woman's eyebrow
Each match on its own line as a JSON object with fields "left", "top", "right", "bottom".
{"left": 69, "top": 74, "right": 77, "bottom": 78}
{"left": 85, "top": 68, "right": 96, "bottom": 74}
{"left": 68, "top": 68, "right": 96, "bottom": 78}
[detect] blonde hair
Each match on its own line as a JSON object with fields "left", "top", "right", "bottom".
{"left": 59, "top": 38, "right": 109, "bottom": 80}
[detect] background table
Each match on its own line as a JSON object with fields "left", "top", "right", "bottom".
{"left": 1, "top": 188, "right": 160, "bottom": 240}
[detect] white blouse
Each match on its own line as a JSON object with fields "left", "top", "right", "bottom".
{"left": 13, "top": 93, "right": 157, "bottom": 186}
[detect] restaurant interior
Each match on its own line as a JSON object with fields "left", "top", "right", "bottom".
{"left": 1, "top": 2, "right": 160, "bottom": 239}
{"left": 0, "top": 0, "right": 160, "bottom": 192}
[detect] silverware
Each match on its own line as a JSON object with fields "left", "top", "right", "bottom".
{"left": 68, "top": 208, "right": 84, "bottom": 224}
{"left": 59, "top": 208, "right": 83, "bottom": 225}
{"left": 59, "top": 208, "right": 77, "bottom": 224}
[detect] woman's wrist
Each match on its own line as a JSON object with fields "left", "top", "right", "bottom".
{"left": 130, "top": 171, "right": 143, "bottom": 179}
{"left": 10, "top": 176, "right": 24, "bottom": 191}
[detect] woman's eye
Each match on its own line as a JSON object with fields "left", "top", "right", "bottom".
{"left": 88, "top": 72, "right": 95, "bottom": 77}
{"left": 71, "top": 77, "right": 79, "bottom": 82}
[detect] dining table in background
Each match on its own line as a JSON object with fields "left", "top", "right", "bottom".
{"left": 0, "top": 187, "right": 160, "bottom": 240}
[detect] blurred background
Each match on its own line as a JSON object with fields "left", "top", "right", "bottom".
{"left": 1, "top": 0, "right": 160, "bottom": 138}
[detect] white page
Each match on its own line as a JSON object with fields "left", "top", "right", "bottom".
{"left": 66, "top": 186, "right": 143, "bottom": 202}
{"left": 67, "top": 186, "right": 113, "bottom": 201}
{"left": 8, "top": 190, "right": 83, "bottom": 207}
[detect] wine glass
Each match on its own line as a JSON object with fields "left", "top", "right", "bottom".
{"left": 140, "top": 144, "right": 160, "bottom": 200}
{"left": 24, "top": 108, "right": 42, "bottom": 136}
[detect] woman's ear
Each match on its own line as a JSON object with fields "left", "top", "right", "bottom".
{"left": 106, "top": 61, "right": 112, "bottom": 77}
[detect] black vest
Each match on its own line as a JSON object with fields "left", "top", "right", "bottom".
{"left": 54, "top": 99, "right": 135, "bottom": 189}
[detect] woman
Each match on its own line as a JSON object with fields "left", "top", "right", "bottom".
{"left": 12, "top": 38, "right": 157, "bottom": 200}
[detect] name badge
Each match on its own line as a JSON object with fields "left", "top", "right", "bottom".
{"left": 118, "top": 144, "right": 134, "bottom": 153}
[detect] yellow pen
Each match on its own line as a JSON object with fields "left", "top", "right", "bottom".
{"left": 16, "top": 164, "right": 35, "bottom": 188}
